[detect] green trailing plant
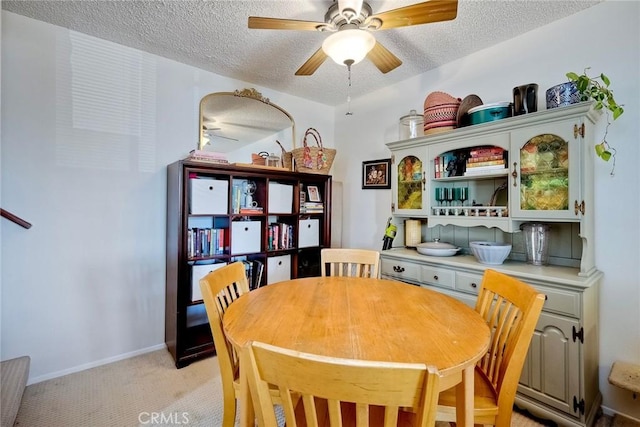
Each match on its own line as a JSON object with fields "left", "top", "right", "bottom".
{"left": 566, "top": 68, "right": 624, "bottom": 173}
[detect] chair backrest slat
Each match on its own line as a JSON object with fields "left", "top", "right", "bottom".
{"left": 474, "top": 269, "right": 545, "bottom": 423}
{"left": 321, "top": 248, "right": 380, "bottom": 278}
{"left": 245, "top": 341, "right": 440, "bottom": 427}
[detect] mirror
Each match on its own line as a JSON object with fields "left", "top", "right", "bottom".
{"left": 198, "top": 88, "right": 295, "bottom": 159}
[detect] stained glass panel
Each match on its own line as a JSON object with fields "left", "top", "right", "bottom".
{"left": 520, "top": 134, "right": 569, "bottom": 211}
{"left": 398, "top": 156, "right": 422, "bottom": 210}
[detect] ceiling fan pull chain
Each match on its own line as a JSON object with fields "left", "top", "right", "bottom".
{"left": 346, "top": 60, "right": 354, "bottom": 116}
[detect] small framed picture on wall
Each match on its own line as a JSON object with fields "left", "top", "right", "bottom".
{"left": 362, "top": 158, "right": 391, "bottom": 189}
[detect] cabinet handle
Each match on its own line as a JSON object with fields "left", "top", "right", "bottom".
{"left": 574, "top": 200, "right": 585, "bottom": 215}
{"left": 393, "top": 265, "right": 405, "bottom": 273}
{"left": 511, "top": 162, "right": 518, "bottom": 186}
{"left": 433, "top": 275, "right": 439, "bottom": 281}
{"left": 471, "top": 282, "right": 477, "bottom": 288}
{"left": 422, "top": 172, "right": 426, "bottom": 191}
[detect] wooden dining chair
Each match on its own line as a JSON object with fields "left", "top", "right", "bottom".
{"left": 243, "top": 340, "right": 441, "bottom": 427}
{"left": 435, "top": 269, "right": 545, "bottom": 427}
{"left": 199, "top": 262, "right": 251, "bottom": 427}
{"left": 320, "top": 248, "right": 381, "bottom": 278}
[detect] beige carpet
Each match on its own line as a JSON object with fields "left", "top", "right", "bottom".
{"left": 14, "top": 349, "right": 560, "bottom": 426}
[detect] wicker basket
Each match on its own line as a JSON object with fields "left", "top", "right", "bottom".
{"left": 276, "top": 140, "right": 293, "bottom": 171}
{"left": 423, "top": 91, "right": 461, "bottom": 135}
{"left": 292, "top": 128, "right": 336, "bottom": 175}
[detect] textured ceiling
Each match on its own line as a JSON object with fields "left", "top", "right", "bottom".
{"left": 3, "top": 0, "right": 602, "bottom": 106}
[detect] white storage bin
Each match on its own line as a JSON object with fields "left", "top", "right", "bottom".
{"left": 268, "top": 182, "right": 293, "bottom": 213}
{"left": 267, "top": 254, "right": 291, "bottom": 284}
{"left": 231, "top": 221, "right": 262, "bottom": 254}
{"left": 191, "top": 262, "right": 227, "bottom": 302}
{"left": 190, "top": 178, "right": 228, "bottom": 215}
{"left": 298, "top": 219, "right": 320, "bottom": 248}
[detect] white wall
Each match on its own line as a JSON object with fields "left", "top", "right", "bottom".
{"left": 331, "top": 1, "right": 639, "bottom": 419}
{"left": 0, "top": 11, "right": 334, "bottom": 382}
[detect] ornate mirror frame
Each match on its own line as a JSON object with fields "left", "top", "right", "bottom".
{"left": 198, "top": 88, "right": 296, "bottom": 154}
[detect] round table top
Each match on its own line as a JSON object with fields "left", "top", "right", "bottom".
{"left": 223, "top": 276, "right": 490, "bottom": 376}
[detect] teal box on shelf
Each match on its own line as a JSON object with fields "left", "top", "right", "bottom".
{"left": 468, "top": 102, "right": 512, "bottom": 125}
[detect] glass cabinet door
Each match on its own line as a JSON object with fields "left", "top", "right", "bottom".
{"left": 392, "top": 149, "right": 428, "bottom": 217}
{"left": 510, "top": 121, "right": 581, "bottom": 220}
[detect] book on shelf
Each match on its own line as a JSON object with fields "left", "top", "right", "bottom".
{"left": 301, "top": 201, "right": 324, "bottom": 213}
{"left": 464, "top": 166, "right": 507, "bottom": 176}
{"left": 466, "top": 159, "right": 505, "bottom": 168}
{"left": 232, "top": 185, "right": 242, "bottom": 214}
{"left": 188, "top": 151, "right": 229, "bottom": 164}
{"left": 239, "top": 207, "right": 263, "bottom": 214}
{"left": 267, "top": 223, "right": 294, "bottom": 251}
{"left": 468, "top": 146, "right": 504, "bottom": 157}
{"left": 243, "top": 259, "right": 264, "bottom": 291}
{"left": 187, "top": 227, "right": 225, "bottom": 258}
{"left": 434, "top": 151, "right": 466, "bottom": 178}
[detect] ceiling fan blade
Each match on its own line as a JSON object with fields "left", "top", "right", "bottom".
{"left": 367, "top": 41, "right": 402, "bottom": 74}
{"left": 295, "top": 48, "right": 329, "bottom": 76}
{"left": 367, "top": 0, "right": 458, "bottom": 30}
{"left": 248, "top": 16, "right": 328, "bottom": 31}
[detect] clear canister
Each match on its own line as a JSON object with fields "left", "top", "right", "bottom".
{"left": 399, "top": 110, "right": 424, "bottom": 140}
{"left": 520, "top": 223, "right": 550, "bottom": 265}
{"left": 266, "top": 153, "right": 281, "bottom": 167}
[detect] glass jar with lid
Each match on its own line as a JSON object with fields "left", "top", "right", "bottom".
{"left": 399, "top": 110, "right": 424, "bottom": 140}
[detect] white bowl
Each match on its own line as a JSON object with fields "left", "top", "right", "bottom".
{"left": 417, "top": 240, "right": 460, "bottom": 257}
{"left": 470, "top": 241, "right": 512, "bottom": 265}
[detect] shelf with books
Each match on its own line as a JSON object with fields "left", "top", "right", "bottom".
{"left": 166, "top": 159, "right": 332, "bottom": 368}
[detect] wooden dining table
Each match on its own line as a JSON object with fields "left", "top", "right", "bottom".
{"left": 222, "top": 276, "right": 491, "bottom": 427}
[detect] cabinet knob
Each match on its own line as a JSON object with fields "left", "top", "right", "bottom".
{"left": 244, "top": 227, "right": 249, "bottom": 231}
{"left": 433, "top": 275, "right": 439, "bottom": 281}
{"left": 307, "top": 224, "right": 311, "bottom": 228}
{"left": 393, "top": 265, "right": 405, "bottom": 273}
{"left": 471, "top": 282, "right": 477, "bottom": 288}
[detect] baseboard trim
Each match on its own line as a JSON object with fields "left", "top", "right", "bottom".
{"left": 27, "top": 344, "right": 167, "bottom": 385}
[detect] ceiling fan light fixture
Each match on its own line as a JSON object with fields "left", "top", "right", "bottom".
{"left": 322, "top": 29, "right": 375, "bottom": 66}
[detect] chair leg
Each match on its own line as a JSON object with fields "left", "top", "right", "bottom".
{"left": 222, "top": 389, "right": 237, "bottom": 427}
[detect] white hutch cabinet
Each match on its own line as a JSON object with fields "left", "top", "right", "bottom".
{"left": 384, "top": 102, "right": 602, "bottom": 427}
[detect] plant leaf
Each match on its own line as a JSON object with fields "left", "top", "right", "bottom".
{"left": 613, "top": 107, "right": 623, "bottom": 120}
{"left": 595, "top": 143, "right": 606, "bottom": 157}
{"left": 601, "top": 73, "right": 610, "bottom": 86}
{"left": 566, "top": 72, "right": 579, "bottom": 81}
{"left": 601, "top": 150, "right": 612, "bottom": 161}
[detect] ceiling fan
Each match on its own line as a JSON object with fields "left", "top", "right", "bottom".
{"left": 248, "top": 0, "right": 458, "bottom": 76}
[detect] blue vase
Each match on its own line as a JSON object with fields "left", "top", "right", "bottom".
{"left": 546, "top": 81, "right": 582, "bottom": 109}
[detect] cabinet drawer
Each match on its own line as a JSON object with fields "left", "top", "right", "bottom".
{"left": 231, "top": 221, "right": 262, "bottom": 254}
{"left": 267, "top": 254, "right": 291, "bottom": 285}
{"left": 420, "top": 266, "right": 454, "bottom": 289}
{"left": 537, "top": 286, "right": 581, "bottom": 318}
{"left": 380, "top": 259, "right": 420, "bottom": 283}
{"left": 298, "top": 219, "right": 320, "bottom": 248}
{"left": 268, "top": 182, "right": 293, "bottom": 213}
{"left": 191, "top": 262, "right": 227, "bottom": 302}
{"left": 455, "top": 271, "right": 484, "bottom": 296}
{"left": 189, "top": 178, "right": 229, "bottom": 215}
